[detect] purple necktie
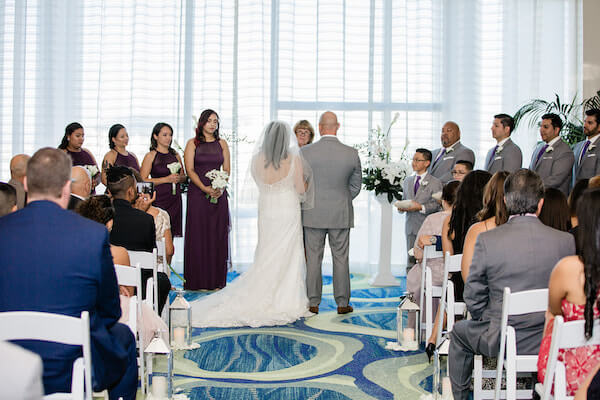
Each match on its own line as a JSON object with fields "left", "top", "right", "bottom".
{"left": 487, "top": 145, "right": 498, "bottom": 168}
{"left": 414, "top": 175, "right": 421, "bottom": 194}
{"left": 432, "top": 148, "right": 446, "bottom": 168}
{"left": 579, "top": 140, "right": 591, "bottom": 165}
{"left": 535, "top": 144, "right": 549, "bottom": 165}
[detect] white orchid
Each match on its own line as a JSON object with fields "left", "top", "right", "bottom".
{"left": 545, "top": 146, "right": 554, "bottom": 153}
{"left": 84, "top": 165, "right": 98, "bottom": 177}
{"left": 167, "top": 162, "right": 182, "bottom": 194}
{"left": 205, "top": 169, "right": 229, "bottom": 204}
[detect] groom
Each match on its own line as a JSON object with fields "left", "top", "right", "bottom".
{"left": 301, "top": 111, "right": 362, "bottom": 314}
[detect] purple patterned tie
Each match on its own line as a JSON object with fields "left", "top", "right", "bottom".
{"left": 535, "top": 144, "right": 549, "bottom": 165}
{"left": 432, "top": 148, "right": 446, "bottom": 168}
{"left": 414, "top": 175, "right": 421, "bottom": 194}
{"left": 579, "top": 140, "right": 591, "bottom": 165}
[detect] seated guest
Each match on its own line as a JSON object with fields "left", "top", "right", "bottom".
{"left": 539, "top": 187, "right": 571, "bottom": 232}
{"left": 451, "top": 160, "right": 473, "bottom": 182}
{"left": 568, "top": 178, "right": 589, "bottom": 254}
{"left": 0, "top": 148, "right": 137, "bottom": 399}
{"left": 0, "top": 182, "right": 18, "bottom": 217}
{"left": 576, "top": 361, "right": 600, "bottom": 399}
{"left": 461, "top": 171, "right": 510, "bottom": 281}
{"left": 77, "top": 195, "right": 167, "bottom": 348}
{"left": 107, "top": 165, "right": 171, "bottom": 313}
{"left": 538, "top": 188, "right": 600, "bottom": 396}
{"left": 8, "top": 153, "right": 29, "bottom": 209}
{"left": 449, "top": 169, "right": 575, "bottom": 400}
{"left": 68, "top": 166, "right": 91, "bottom": 210}
{"left": 398, "top": 148, "right": 443, "bottom": 267}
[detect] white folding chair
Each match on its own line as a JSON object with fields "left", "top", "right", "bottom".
{"left": 535, "top": 316, "right": 600, "bottom": 400}
{"left": 0, "top": 311, "right": 92, "bottom": 400}
{"left": 114, "top": 264, "right": 146, "bottom": 394}
{"left": 436, "top": 252, "right": 464, "bottom": 352}
{"left": 156, "top": 239, "right": 167, "bottom": 274}
{"left": 492, "top": 287, "right": 548, "bottom": 400}
{"left": 127, "top": 249, "right": 159, "bottom": 314}
{"left": 420, "top": 244, "right": 444, "bottom": 342}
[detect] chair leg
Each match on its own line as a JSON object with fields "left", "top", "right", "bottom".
{"left": 474, "top": 355, "right": 483, "bottom": 400}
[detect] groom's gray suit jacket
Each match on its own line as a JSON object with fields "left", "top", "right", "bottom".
{"left": 528, "top": 139, "right": 574, "bottom": 195}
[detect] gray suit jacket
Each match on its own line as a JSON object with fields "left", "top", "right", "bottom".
{"left": 8, "top": 178, "right": 26, "bottom": 209}
{"left": 573, "top": 138, "right": 600, "bottom": 184}
{"left": 401, "top": 173, "right": 443, "bottom": 235}
{"left": 485, "top": 138, "right": 522, "bottom": 174}
{"left": 465, "top": 216, "right": 575, "bottom": 354}
{"left": 528, "top": 139, "right": 574, "bottom": 195}
{"left": 301, "top": 136, "right": 362, "bottom": 229}
{"left": 429, "top": 142, "right": 476, "bottom": 184}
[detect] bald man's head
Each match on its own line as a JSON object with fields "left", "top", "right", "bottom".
{"left": 318, "top": 111, "right": 340, "bottom": 136}
{"left": 71, "top": 166, "right": 92, "bottom": 199}
{"left": 441, "top": 121, "right": 461, "bottom": 147}
{"left": 10, "top": 154, "right": 30, "bottom": 182}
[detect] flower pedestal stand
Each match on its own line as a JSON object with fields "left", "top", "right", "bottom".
{"left": 369, "top": 193, "right": 400, "bottom": 287}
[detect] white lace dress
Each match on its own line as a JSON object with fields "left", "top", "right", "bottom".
{"left": 190, "top": 154, "right": 311, "bottom": 327}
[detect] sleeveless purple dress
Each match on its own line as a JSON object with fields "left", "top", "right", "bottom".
{"left": 114, "top": 152, "right": 140, "bottom": 171}
{"left": 150, "top": 151, "right": 183, "bottom": 237}
{"left": 66, "top": 149, "right": 99, "bottom": 194}
{"left": 184, "top": 141, "right": 230, "bottom": 290}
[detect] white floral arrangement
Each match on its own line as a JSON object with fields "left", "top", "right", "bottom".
{"left": 358, "top": 113, "right": 411, "bottom": 203}
{"left": 84, "top": 164, "right": 98, "bottom": 178}
{"left": 205, "top": 169, "right": 229, "bottom": 204}
{"left": 167, "top": 162, "right": 181, "bottom": 195}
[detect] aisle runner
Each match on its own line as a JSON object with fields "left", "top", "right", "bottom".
{"left": 163, "top": 272, "right": 434, "bottom": 400}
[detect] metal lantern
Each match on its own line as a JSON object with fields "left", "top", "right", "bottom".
{"left": 144, "top": 331, "right": 173, "bottom": 399}
{"left": 396, "top": 292, "right": 420, "bottom": 350}
{"left": 169, "top": 289, "right": 192, "bottom": 348}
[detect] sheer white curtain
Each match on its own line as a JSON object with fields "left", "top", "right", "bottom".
{"left": 0, "top": 0, "right": 581, "bottom": 274}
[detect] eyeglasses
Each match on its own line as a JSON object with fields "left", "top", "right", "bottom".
{"left": 296, "top": 130, "right": 310, "bottom": 136}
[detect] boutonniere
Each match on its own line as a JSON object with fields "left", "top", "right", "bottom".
{"left": 545, "top": 146, "right": 554, "bottom": 153}
{"left": 590, "top": 144, "right": 597, "bottom": 151}
{"left": 421, "top": 180, "right": 429, "bottom": 186}
{"left": 496, "top": 146, "right": 504, "bottom": 154}
{"left": 446, "top": 147, "right": 454, "bottom": 153}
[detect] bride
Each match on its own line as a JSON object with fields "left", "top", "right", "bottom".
{"left": 191, "top": 120, "right": 315, "bottom": 328}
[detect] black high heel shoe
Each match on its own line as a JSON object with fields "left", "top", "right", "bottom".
{"left": 425, "top": 342, "right": 436, "bottom": 363}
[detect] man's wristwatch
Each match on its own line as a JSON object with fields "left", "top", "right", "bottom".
{"left": 429, "top": 236, "right": 437, "bottom": 245}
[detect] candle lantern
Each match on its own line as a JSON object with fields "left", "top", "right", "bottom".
{"left": 169, "top": 289, "right": 192, "bottom": 348}
{"left": 144, "top": 331, "right": 173, "bottom": 399}
{"left": 396, "top": 292, "right": 420, "bottom": 350}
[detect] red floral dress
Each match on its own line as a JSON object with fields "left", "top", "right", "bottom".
{"left": 537, "top": 299, "right": 600, "bottom": 396}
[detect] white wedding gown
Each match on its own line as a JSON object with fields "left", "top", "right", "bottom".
{"left": 191, "top": 154, "right": 312, "bottom": 328}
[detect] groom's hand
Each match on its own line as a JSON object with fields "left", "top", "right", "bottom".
{"left": 404, "top": 201, "right": 423, "bottom": 212}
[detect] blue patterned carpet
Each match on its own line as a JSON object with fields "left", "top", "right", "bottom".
{"left": 161, "top": 271, "right": 434, "bottom": 399}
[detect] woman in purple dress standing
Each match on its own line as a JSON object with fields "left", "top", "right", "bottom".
{"left": 140, "top": 123, "right": 186, "bottom": 237}
{"left": 101, "top": 124, "right": 140, "bottom": 186}
{"left": 183, "top": 109, "right": 231, "bottom": 290}
{"left": 58, "top": 122, "right": 100, "bottom": 193}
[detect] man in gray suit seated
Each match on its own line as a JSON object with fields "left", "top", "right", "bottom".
{"left": 301, "top": 111, "right": 362, "bottom": 315}
{"left": 398, "top": 149, "right": 442, "bottom": 267}
{"left": 429, "top": 121, "right": 475, "bottom": 184}
{"left": 528, "top": 113, "right": 574, "bottom": 195}
{"left": 448, "top": 169, "right": 575, "bottom": 400}
{"left": 573, "top": 108, "right": 600, "bottom": 186}
{"left": 485, "top": 113, "right": 522, "bottom": 174}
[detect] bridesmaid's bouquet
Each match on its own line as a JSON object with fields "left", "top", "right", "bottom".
{"left": 84, "top": 164, "right": 99, "bottom": 178}
{"left": 167, "top": 162, "right": 182, "bottom": 195}
{"left": 205, "top": 169, "right": 229, "bottom": 204}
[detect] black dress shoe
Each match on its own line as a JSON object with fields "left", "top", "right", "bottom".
{"left": 425, "top": 342, "right": 436, "bottom": 363}
{"left": 309, "top": 306, "right": 319, "bottom": 314}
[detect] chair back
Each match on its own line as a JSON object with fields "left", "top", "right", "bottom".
{"left": 127, "top": 249, "right": 158, "bottom": 313}
{"left": 436, "top": 252, "right": 463, "bottom": 347}
{"left": 0, "top": 311, "right": 92, "bottom": 400}
{"left": 419, "top": 245, "right": 444, "bottom": 320}
{"left": 156, "top": 239, "right": 167, "bottom": 274}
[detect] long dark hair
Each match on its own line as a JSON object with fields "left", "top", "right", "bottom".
{"left": 150, "top": 122, "right": 176, "bottom": 154}
{"left": 448, "top": 170, "right": 492, "bottom": 252}
{"left": 477, "top": 171, "right": 509, "bottom": 225}
{"left": 195, "top": 109, "right": 220, "bottom": 145}
{"left": 108, "top": 124, "right": 126, "bottom": 149}
{"left": 538, "top": 187, "right": 570, "bottom": 232}
{"left": 578, "top": 189, "right": 600, "bottom": 339}
{"left": 58, "top": 122, "right": 84, "bottom": 149}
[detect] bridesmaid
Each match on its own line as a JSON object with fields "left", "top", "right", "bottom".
{"left": 183, "top": 109, "right": 231, "bottom": 290}
{"left": 101, "top": 124, "right": 140, "bottom": 186}
{"left": 58, "top": 122, "right": 100, "bottom": 193}
{"left": 140, "top": 123, "right": 186, "bottom": 237}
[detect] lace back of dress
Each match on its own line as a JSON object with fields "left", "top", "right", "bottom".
{"left": 252, "top": 153, "right": 296, "bottom": 194}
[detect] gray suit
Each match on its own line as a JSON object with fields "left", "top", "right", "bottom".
{"left": 572, "top": 138, "right": 600, "bottom": 186}
{"left": 401, "top": 173, "right": 442, "bottom": 266}
{"left": 449, "top": 216, "right": 575, "bottom": 400}
{"left": 301, "top": 136, "right": 362, "bottom": 308}
{"left": 485, "top": 138, "right": 522, "bottom": 174}
{"left": 429, "top": 142, "right": 476, "bottom": 184}
{"left": 8, "top": 178, "right": 26, "bottom": 209}
{"left": 528, "top": 139, "right": 574, "bottom": 195}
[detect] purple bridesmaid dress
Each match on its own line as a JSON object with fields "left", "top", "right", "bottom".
{"left": 114, "top": 152, "right": 140, "bottom": 171}
{"left": 150, "top": 151, "right": 183, "bottom": 237}
{"left": 66, "top": 149, "right": 99, "bottom": 194}
{"left": 184, "top": 141, "right": 230, "bottom": 290}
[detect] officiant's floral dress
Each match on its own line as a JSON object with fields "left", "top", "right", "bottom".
{"left": 184, "top": 140, "right": 230, "bottom": 290}
{"left": 151, "top": 150, "right": 183, "bottom": 237}
{"left": 537, "top": 299, "right": 600, "bottom": 395}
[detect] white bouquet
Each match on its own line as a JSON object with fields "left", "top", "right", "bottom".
{"left": 205, "top": 169, "right": 229, "bottom": 204}
{"left": 84, "top": 164, "right": 98, "bottom": 178}
{"left": 167, "top": 162, "right": 181, "bottom": 195}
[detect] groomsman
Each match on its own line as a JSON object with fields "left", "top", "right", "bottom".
{"left": 485, "top": 113, "right": 522, "bottom": 174}
{"left": 398, "top": 149, "right": 442, "bottom": 267}
{"left": 573, "top": 108, "right": 600, "bottom": 185}
{"left": 528, "top": 113, "right": 574, "bottom": 195}
{"left": 429, "top": 121, "right": 475, "bottom": 184}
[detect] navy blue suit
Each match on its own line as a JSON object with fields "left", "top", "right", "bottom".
{"left": 0, "top": 201, "right": 137, "bottom": 399}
